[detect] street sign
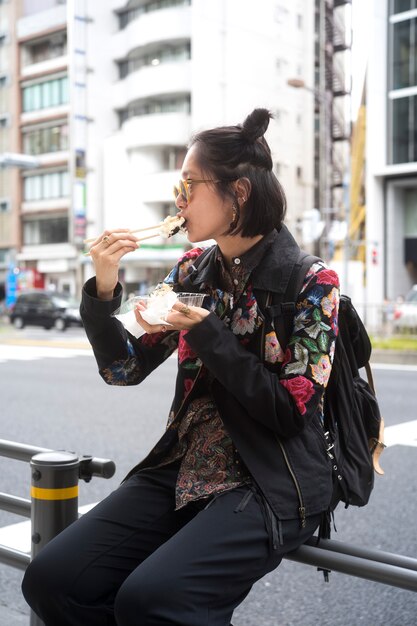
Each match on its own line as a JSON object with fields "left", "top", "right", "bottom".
{"left": 5, "top": 264, "right": 18, "bottom": 309}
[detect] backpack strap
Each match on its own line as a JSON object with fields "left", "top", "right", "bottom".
{"left": 179, "top": 245, "right": 215, "bottom": 291}
{"left": 268, "top": 252, "right": 320, "bottom": 350}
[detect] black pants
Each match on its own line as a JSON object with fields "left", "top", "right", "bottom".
{"left": 22, "top": 462, "right": 321, "bottom": 626}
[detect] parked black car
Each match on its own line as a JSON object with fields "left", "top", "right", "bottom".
{"left": 9, "top": 290, "right": 82, "bottom": 331}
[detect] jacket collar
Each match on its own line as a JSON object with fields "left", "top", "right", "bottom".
{"left": 186, "top": 224, "right": 300, "bottom": 294}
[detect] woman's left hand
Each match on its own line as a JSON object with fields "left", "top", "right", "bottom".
{"left": 134, "top": 301, "right": 210, "bottom": 334}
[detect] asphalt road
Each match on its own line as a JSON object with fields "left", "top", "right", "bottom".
{"left": 0, "top": 327, "right": 416, "bottom": 625}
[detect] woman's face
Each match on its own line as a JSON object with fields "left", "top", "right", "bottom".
{"left": 175, "top": 145, "right": 234, "bottom": 244}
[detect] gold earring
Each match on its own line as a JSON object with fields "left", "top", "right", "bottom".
{"left": 229, "top": 202, "right": 239, "bottom": 231}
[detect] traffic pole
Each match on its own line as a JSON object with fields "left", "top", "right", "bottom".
{"left": 30, "top": 451, "right": 80, "bottom": 626}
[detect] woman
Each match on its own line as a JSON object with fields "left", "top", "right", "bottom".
{"left": 22, "top": 109, "right": 340, "bottom": 626}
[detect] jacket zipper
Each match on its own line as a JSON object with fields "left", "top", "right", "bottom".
{"left": 261, "top": 291, "right": 307, "bottom": 528}
{"left": 260, "top": 292, "right": 272, "bottom": 361}
{"left": 276, "top": 435, "right": 306, "bottom": 527}
{"left": 261, "top": 291, "right": 306, "bottom": 527}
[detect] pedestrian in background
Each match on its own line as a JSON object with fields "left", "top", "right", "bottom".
{"left": 22, "top": 109, "right": 340, "bottom": 626}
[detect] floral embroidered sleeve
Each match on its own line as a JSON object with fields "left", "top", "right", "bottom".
{"left": 80, "top": 247, "right": 207, "bottom": 387}
{"left": 279, "top": 262, "right": 340, "bottom": 417}
{"left": 80, "top": 278, "right": 179, "bottom": 386}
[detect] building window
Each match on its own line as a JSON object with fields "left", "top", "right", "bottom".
{"left": 118, "top": 42, "right": 191, "bottom": 79}
{"left": 22, "top": 76, "right": 68, "bottom": 112}
{"left": 161, "top": 203, "right": 177, "bottom": 220}
{"left": 23, "top": 171, "right": 69, "bottom": 201}
{"left": 118, "top": 0, "right": 191, "bottom": 30}
{"left": 119, "top": 95, "right": 191, "bottom": 127}
{"left": 0, "top": 75, "right": 8, "bottom": 88}
{"left": 297, "top": 14, "right": 303, "bottom": 29}
{"left": 0, "top": 199, "right": 10, "bottom": 212}
{"left": 296, "top": 166, "right": 303, "bottom": 180}
{"left": 23, "top": 216, "right": 68, "bottom": 245}
{"left": 391, "top": 18, "right": 417, "bottom": 90}
{"left": 391, "top": 0, "right": 414, "bottom": 14}
{"left": 22, "top": 32, "right": 67, "bottom": 67}
{"left": 0, "top": 114, "right": 9, "bottom": 127}
{"left": 22, "top": 123, "right": 69, "bottom": 155}
{"left": 161, "top": 146, "right": 187, "bottom": 170}
{"left": 391, "top": 95, "right": 417, "bottom": 163}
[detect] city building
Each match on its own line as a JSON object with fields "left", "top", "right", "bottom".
{"left": 97, "top": 0, "right": 317, "bottom": 293}
{"left": 367, "top": 0, "right": 417, "bottom": 310}
{"left": 0, "top": 0, "right": 20, "bottom": 300}
{"left": 1, "top": 0, "right": 318, "bottom": 299}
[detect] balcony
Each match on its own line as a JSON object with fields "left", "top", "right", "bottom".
{"left": 121, "top": 111, "right": 191, "bottom": 149}
{"left": 18, "top": 243, "right": 76, "bottom": 262}
{"left": 112, "top": 4, "right": 191, "bottom": 61}
{"left": 31, "top": 151, "right": 70, "bottom": 168}
{"left": 17, "top": 5, "right": 66, "bottom": 40}
{"left": 21, "top": 198, "right": 70, "bottom": 214}
{"left": 20, "top": 104, "right": 70, "bottom": 125}
{"left": 21, "top": 55, "right": 68, "bottom": 80}
{"left": 113, "top": 61, "right": 191, "bottom": 110}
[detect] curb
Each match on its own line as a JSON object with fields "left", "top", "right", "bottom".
{"left": 371, "top": 349, "right": 417, "bottom": 365}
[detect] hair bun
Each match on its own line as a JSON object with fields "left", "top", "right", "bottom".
{"left": 241, "top": 108, "right": 272, "bottom": 142}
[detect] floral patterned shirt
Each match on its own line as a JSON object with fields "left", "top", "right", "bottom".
{"left": 155, "top": 234, "right": 278, "bottom": 508}
{"left": 153, "top": 234, "right": 339, "bottom": 510}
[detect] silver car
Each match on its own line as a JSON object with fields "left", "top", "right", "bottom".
{"left": 394, "top": 286, "right": 417, "bottom": 332}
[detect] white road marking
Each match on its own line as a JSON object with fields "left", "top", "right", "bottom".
{"left": 384, "top": 419, "right": 417, "bottom": 448}
{"left": 0, "top": 345, "right": 92, "bottom": 363}
{"left": 0, "top": 344, "right": 178, "bottom": 363}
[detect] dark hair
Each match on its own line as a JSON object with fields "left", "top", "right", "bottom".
{"left": 188, "top": 108, "right": 287, "bottom": 236}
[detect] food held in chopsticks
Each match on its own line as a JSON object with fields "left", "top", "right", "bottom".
{"left": 158, "top": 215, "right": 186, "bottom": 238}
{"left": 139, "top": 215, "right": 186, "bottom": 242}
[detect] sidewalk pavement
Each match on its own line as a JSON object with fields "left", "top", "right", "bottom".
{"left": 371, "top": 349, "right": 417, "bottom": 365}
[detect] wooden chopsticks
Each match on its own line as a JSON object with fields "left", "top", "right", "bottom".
{"left": 83, "top": 219, "right": 174, "bottom": 244}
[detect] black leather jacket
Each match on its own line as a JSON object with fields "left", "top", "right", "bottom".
{"left": 81, "top": 226, "right": 334, "bottom": 524}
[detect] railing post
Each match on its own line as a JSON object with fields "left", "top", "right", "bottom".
{"left": 29, "top": 451, "right": 80, "bottom": 626}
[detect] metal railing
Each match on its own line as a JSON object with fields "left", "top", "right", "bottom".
{"left": 0, "top": 438, "right": 416, "bottom": 626}
{"left": 287, "top": 536, "right": 417, "bottom": 592}
{"left": 0, "top": 438, "right": 116, "bottom": 625}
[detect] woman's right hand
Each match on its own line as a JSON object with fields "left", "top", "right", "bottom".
{"left": 88, "top": 230, "right": 140, "bottom": 300}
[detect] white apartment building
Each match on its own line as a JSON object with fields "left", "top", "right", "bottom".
{"left": 5, "top": 0, "right": 316, "bottom": 297}
{"left": 367, "top": 0, "right": 417, "bottom": 308}
{"left": 90, "top": 0, "right": 316, "bottom": 292}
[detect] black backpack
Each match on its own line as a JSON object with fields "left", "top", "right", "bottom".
{"left": 268, "top": 252, "right": 386, "bottom": 518}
